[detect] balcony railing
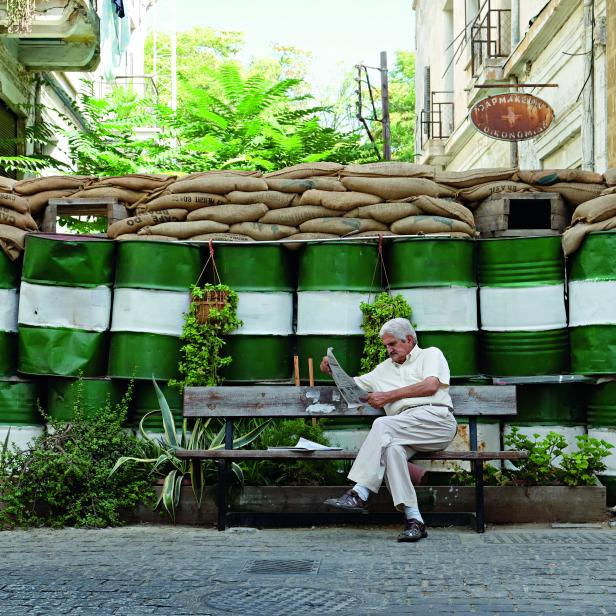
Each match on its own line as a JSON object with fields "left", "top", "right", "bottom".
{"left": 420, "top": 91, "right": 454, "bottom": 148}
{"left": 471, "top": 0, "right": 511, "bottom": 77}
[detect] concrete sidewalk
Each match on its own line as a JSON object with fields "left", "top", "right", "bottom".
{"left": 0, "top": 523, "right": 615, "bottom": 615}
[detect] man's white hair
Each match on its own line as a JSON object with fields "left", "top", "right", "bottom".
{"left": 379, "top": 318, "right": 418, "bottom": 344}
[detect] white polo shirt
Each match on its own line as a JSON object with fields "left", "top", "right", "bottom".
{"left": 354, "top": 345, "right": 453, "bottom": 416}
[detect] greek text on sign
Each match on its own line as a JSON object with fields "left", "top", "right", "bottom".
{"left": 470, "top": 93, "right": 554, "bottom": 142}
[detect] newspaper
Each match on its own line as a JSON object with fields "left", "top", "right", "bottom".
{"left": 326, "top": 347, "right": 368, "bottom": 409}
{"left": 268, "top": 437, "right": 342, "bottom": 451}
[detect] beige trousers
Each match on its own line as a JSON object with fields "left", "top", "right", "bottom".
{"left": 347, "top": 406, "right": 457, "bottom": 509}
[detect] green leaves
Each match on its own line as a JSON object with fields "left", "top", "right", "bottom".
{"left": 360, "top": 292, "right": 412, "bottom": 372}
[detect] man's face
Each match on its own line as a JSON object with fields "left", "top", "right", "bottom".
{"left": 381, "top": 333, "right": 415, "bottom": 365}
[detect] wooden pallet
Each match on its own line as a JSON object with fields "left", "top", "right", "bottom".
{"left": 41, "top": 197, "right": 128, "bottom": 233}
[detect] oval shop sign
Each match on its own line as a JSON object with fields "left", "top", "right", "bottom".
{"left": 470, "top": 93, "right": 555, "bottom": 141}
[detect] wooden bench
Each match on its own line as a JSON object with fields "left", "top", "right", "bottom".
{"left": 177, "top": 385, "right": 527, "bottom": 533}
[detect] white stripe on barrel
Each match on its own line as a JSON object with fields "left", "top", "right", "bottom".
{"left": 479, "top": 284, "right": 566, "bottom": 331}
{"left": 296, "top": 291, "right": 370, "bottom": 335}
{"left": 568, "top": 280, "right": 616, "bottom": 326}
{"left": 18, "top": 282, "right": 111, "bottom": 332}
{"left": 396, "top": 287, "right": 478, "bottom": 331}
{"left": 0, "top": 288, "right": 18, "bottom": 333}
{"left": 110, "top": 288, "right": 190, "bottom": 337}
{"left": 234, "top": 292, "right": 293, "bottom": 335}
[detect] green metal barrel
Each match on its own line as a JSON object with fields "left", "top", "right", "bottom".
{"left": 108, "top": 241, "right": 201, "bottom": 380}
{"left": 0, "top": 377, "right": 43, "bottom": 450}
{"left": 296, "top": 242, "right": 379, "bottom": 383}
{"left": 132, "top": 381, "right": 183, "bottom": 433}
{"left": 215, "top": 244, "right": 295, "bottom": 382}
{"left": 387, "top": 237, "right": 478, "bottom": 377}
{"left": 568, "top": 231, "right": 616, "bottom": 374}
{"left": 478, "top": 236, "right": 568, "bottom": 376}
{"left": 587, "top": 382, "right": 616, "bottom": 501}
{"left": 47, "top": 377, "right": 124, "bottom": 421}
{"left": 0, "top": 252, "right": 20, "bottom": 376}
{"left": 18, "top": 234, "right": 115, "bottom": 377}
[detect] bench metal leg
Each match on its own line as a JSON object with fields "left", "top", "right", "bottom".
{"left": 469, "top": 416, "right": 485, "bottom": 533}
{"left": 217, "top": 460, "right": 227, "bottom": 531}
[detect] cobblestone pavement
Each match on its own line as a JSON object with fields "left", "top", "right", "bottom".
{"left": 1, "top": 523, "right": 615, "bottom": 616}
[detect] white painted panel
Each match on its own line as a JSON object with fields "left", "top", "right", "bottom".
{"left": 480, "top": 284, "right": 566, "bottom": 331}
{"left": 0, "top": 425, "right": 43, "bottom": 451}
{"left": 110, "top": 288, "right": 189, "bottom": 336}
{"left": 234, "top": 292, "right": 293, "bottom": 335}
{"left": 296, "top": 291, "right": 370, "bottom": 335}
{"left": 568, "top": 280, "right": 616, "bottom": 326}
{"left": 0, "top": 288, "right": 18, "bottom": 333}
{"left": 18, "top": 281, "right": 111, "bottom": 332}
{"left": 396, "top": 287, "right": 478, "bottom": 331}
{"left": 588, "top": 427, "right": 616, "bottom": 475}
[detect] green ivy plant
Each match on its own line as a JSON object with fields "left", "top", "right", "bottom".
{"left": 110, "top": 379, "right": 270, "bottom": 521}
{"left": 170, "top": 283, "right": 242, "bottom": 391}
{"left": 0, "top": 380, "right": 154, "bottom": 528}
{"left": 359, "top": 292, "right": 412, "bottom": 372}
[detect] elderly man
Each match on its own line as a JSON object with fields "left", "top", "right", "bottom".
{"left": 319, "top": 317, "right": 457, "bottom": 542}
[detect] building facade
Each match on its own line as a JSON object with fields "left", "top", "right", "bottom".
{"left": 414, "top": 0, "right": 608, "bottom": 172}
{"left": 0, "top": 0, "right": 154, "bottom": 175}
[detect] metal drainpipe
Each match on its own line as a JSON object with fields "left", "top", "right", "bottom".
{"left": 511, "top": 0, "right": 521, "bottom": 49}
{"left": 582, "top": 0, "right": 595, "bottom": 170}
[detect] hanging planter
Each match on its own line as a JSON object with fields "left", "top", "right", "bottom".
{"left": 192, "top": 288, "right": 230, "bottom": 325}
{"left": 7, "top": 0, "right": 36, "bottom": 34}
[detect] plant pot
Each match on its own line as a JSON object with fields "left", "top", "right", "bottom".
{"left": 192, "top": 291, "right": 229, "bottom": 324}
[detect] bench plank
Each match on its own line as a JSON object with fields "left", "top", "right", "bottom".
{"left": 183, "top": 385, "right": 517, "bottom": 417}
{"left": 175, "top": 449, "right": 528, "bottom": 461}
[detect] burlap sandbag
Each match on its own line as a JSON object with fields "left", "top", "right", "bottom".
{"left": 343, "top": 208, "right": 359, "bottom": 218}
{"left": 341, "top": 162, "right": 435, "bottom": 179}
{"left": 299, "top": 217, "right": 387, "bottom": 235}
{"left": 306, "top": 176, "right": 346, "bottom": 191}
{"left": 188, "top": 233, "right": 254, "bottom": 242}
{"left": 170, "top": 174, "right": 268, "bottom": 195}
{"left": 604, "top": 169, "right": 616, "bottom": 186}
{"left": 391, "top": 215, "right": 475, "bottom": 236}
{"left": 259, "top": 206, "right": 340, "bottom": 226}
{"left": 0, "top": 224, "right": 27, "bottom": 259}
{"left": 353, "top": 230, "right": 396, "bottom": 238}
{"left": 0, "top": 176, "right": 16, "bottom": 191}
{"left": 411, "top": 195, "right": 475, "bottom": 228}
{"left": 264, "top": 179, "right": 314, "bottom": 193}
{"left": 562, "top": 221, "right": 616, "bottom": 255}
{"left": 435, "top": 167, "right": 516, "bottom": 188}
{"left": 458, "top": 181, "right": 536, "bottom": 202}
{"left": 357, "top": 202, "right": 422, "bottom": 224}
{"left": 107, "top": 209, "right": 188, "bottom": 239}
{"left": 226, "top": 190, "right": 297, "bottom": 209}
{"left": 299, "top": 189, "right": 381, "bottom": 211}
{"left": 71, "top": 186, "right": 146, "bottom": 205}
{"left": 174, "top": 170, "right": 263, "bottom": 184}
{"left": 116, "top": 234, "right": 178, "bottom": 242}
{"left": 187, "top": 203, "right": 268, "bottom": 224}
{"left": 0, "top": 207, "right": 37, "bottom": 231}
{"left": 95, "top": 174, "right": 175, "bottom": 191}
{"left": 230, "top": 222, "right": 298, "bottom": 240}
{"left": 0, "top": 192, "right": 30, "bottom": 214}
{"left": 264, "top": 162, "right": 343, "bottom": 180}
{"left": 514, "top": 169, "right": 604, "bottom": 186}
{"left": 542, "top": 182, "right": 606, "bottom": 206}
{"left": 13, "top": 175, "right": 95, "bottom": 195}
{"left": 142, "top": 220, "right": 230, "bottom": 239}
{"left": 26, "top": 189, "right": 75, "bottom": 215}
{"left": 571, "top": 194, "right": 616, "bottom": 224}
{"left": 284, "top": 232, "right": 339, "bottom": 241}
{"left": 142, "top": 192, "right": 228, "bottom": 212}
{"left": 601, "top": 186, "right": 616, "bottom": 196}
{"left": 341, "top": 177, "right": 456, "bottom": 200}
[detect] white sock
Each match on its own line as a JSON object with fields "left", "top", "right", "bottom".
{"left": 352, "top": 484, "right": 370, "bottom": 502}
{"left": 404, "top": 506, "right": 424, "bottom": 523}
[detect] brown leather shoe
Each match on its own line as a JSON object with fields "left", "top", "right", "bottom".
{"left": 397, "top": 518, "right": 428, "bottom": 542}
{"left": 324, "top": 489, "right": 369, "bottom": 514}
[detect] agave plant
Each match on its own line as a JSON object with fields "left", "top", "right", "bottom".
{"left": 109, "top": 379, "right": 269, "bottom": 521}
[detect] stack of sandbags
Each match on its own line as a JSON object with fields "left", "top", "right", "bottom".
{"left": 562, "top": 193, "right": 616, "bottom": 255}
{"left": 12, "top": 175, "right": 94, "bottom": 216}
{"left": 0, "top": 190, "right": 38, "bottom": 260}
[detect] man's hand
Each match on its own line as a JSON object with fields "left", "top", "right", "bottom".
{"left": 363, "top": 391, "right": 394, "bottom": 409}
{"left": 320, "top": 356, "right": 332, "bottom": 375}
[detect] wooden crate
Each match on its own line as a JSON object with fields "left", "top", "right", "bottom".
{"left": 41, "top": 198, "right": 128, "bottom": 233}
{"left": 474, "top": 192, "right": 567, "bottom": 238}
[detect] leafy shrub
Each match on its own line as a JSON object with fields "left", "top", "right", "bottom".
{"left": 0, "top": 382, "right": 154, "bottom": 528}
